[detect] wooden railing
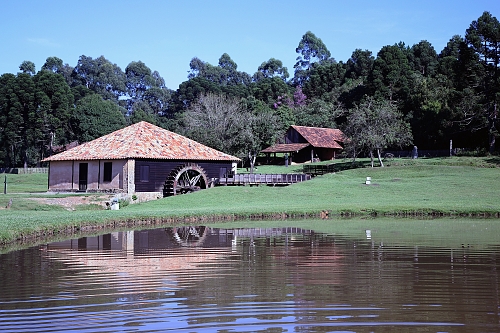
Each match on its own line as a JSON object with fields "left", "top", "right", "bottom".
{"left": 218, "top": 173, "right": 311, "bottom": 186}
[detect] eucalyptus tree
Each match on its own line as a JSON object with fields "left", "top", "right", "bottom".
{"left": 176, "top": 55, "right": 252, "bottom": 111}
{"left": 125, "top": 61, "right": 155, "bottom": 101}
{"left": 293, "top": 31, "right": 333, "bottom": 85}
{"left": 125, "top": 61, "right": 173, "bottom": 119}
{"left": 72, "top": 55, "right": 127, "bottom": 102}
{"left": 19, "top": 61, "right": 36, "bottom": 75}
{"left": 253, "top": 58, "right": 289, "bottom": 81}
{"left": 41, "top": 56, "right": 74, "bottom": 86}
{"left": 188, "top": 54, "right": 251, "bottom": 87}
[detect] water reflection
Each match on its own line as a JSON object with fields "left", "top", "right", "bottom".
{"left": 1, "top": 225, "right": 499, "bottom": 332}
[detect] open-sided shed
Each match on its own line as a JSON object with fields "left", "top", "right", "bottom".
{"left": 261, "top": 125, "right": 346, "bottom": 163}
{"left": 42, "top": 121, "right": 240, "bottom": 201}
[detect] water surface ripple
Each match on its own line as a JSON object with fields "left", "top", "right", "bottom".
{"left": 1, "top": 226, "right": 499, "bottom": 332}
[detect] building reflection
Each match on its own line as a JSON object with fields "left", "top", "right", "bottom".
{"left": 47, "top": 227, "right": 317, "bottom": 253}
{"left": 8, "top": 226, "right": 499, "bottom": 330}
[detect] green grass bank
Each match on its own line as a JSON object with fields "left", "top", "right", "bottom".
{"left": 0, "top": 157, "right": 499, "bottom": 247}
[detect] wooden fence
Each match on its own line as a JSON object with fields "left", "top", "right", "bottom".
{"left": 218, "top": 173, "right": 311, "bottom": 186}
{"left": 0, "top": 168, "right": 48, "bottom": 174}
{"left": 302, "top": 164, "right": 336, "bottom": 176}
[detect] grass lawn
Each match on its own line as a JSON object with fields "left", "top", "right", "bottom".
{"left": 0, "top": 156, "right": 499, "bottom": 247}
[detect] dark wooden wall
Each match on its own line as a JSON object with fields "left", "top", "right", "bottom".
{"left": 134, "top": 159, "right": 234, "bottom": 192}
{"left": 285, "top": 128, "right": 307, "bottom": 144}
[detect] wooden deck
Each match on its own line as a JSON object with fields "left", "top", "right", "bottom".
{"left": 218, "top": 173, "right": 311, "bottom": 186}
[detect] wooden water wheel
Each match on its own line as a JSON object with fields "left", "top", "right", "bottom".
{"left": 168, "top": 226, "right": 209, "bottom": 247}
{"left": 163, "top": 163, "right": 209, "bottom": 196}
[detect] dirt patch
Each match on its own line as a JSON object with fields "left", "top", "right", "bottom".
{"left": 30, "top": 194, "right": 114, "bottom": 210}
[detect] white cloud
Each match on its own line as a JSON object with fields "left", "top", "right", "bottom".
{"left": 27, "top": 38, "right": 60, "bottom": 48}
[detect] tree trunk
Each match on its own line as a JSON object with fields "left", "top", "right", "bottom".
{"left": 23, "top": 150, "right": 28, "bottom": 170}
{"left": 351, "top": 148, "right": 357, "bottom": 164}
{"left": 489, "top": 103, "right": 497, "bottom": 154}
{"left": 377, "top": 148, "right": 384, "bottom": 167}
{"left": 248, "top": 151, "right": 257, "bottom": 174}
{"left": 370, "top": 150, "right": 374, "bottom": 168}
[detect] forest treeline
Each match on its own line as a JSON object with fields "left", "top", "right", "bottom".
{"left": 0, "top": 11, "right": 498, "bottom": 168}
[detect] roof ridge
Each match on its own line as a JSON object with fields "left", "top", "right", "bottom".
{"left": 42, "top": 121, "right": 240, "bottom": 162}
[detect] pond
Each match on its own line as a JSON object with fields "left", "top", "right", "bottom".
{"left": 1, "top": 220, "right": 500, "bottom": 332}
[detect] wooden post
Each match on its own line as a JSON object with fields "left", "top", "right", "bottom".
{"left": 3, "top": 175, "right": 6, "bottom": 194}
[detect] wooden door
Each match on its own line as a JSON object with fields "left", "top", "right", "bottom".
{"left": 79, "top": 163, "right": 88, "bottom": 191}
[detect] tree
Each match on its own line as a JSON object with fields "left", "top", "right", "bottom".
{"left": 19, "top": 61, "right": 36, "bottom": 75}
{"left": 125, "top": 61, "right": 172, "bottom": 118}
{"left": 253, "top": 58, "right": 289, "bottom": 81}
{"left": 72, "top": 55, "right": 127, "bottom": 102}
{"left": 0, "top": 70, "right": 75, "bottom": 167}
{"left": 410, "top": 41, "right": 438, "bottom": 77}
{"left": 294, "top": 31, "right": 332, "bottom": 85}
{"left": 41, "top": 57, "right": 64, "bottom": 73}
{"left": 294, "top": 31, "right": 331, "bottom": 71}
{"left": 42, "top": 56, "right": 74, "bottom": 86}
{"left": 188, "top": 54, "right": 251, "bottom": 87}
{"left": 345, "top": 49, "right": 374, "bottom": 80}
{"left": 0, "top": 73, "right": 23, "bottom": 166}
{"left": 125, "top": 61, "right": 154, "bottom": 100}
{"left": 406, "top": 72, "right": 453, "bottom": 148}
{"left": 70, "top": 94, "right": 126, "bottom": 143}
{"left": 242, "top": 97, "right": 283, "bottom": 170}
{"left": 183, "top": 93, "right": 281, "bottom": 172}
{"left": 0, "top": 73, "right": 38, "bottom": 167}
{"left": 438, "top": 35, "right": 463, "bottom": 80}
{"left": 369, "top": 43, "right": 413, "bottom": 102}
{"left": 34, "top": 70, "right": 74, "bottom": 159}
{"left": 465, "top": 11, "right": 500, "bottom": 152}
{"left": 176, "top": 55, "right": 252, "bottom": 111}
{"left": 342, "top": 98, "right": 413, "bottom": 167}
{"left": 302, "top": 61, "right": 346, "bottom": 100}
{"left": 293, "top": 98, "right": 343, "bottom": 129}
{"left": 218, "top": 53, "right": 252, "bottom": 86}
{"left": 293, "top": 86, "right": 307, "bottom": 106}
{"left": 183, "top": 93, "right": 253, "bottom": 156}
{"left": 250, "top": 76, "right": 290, "bottom": 107}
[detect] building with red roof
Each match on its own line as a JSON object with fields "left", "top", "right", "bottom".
{"left": 261, "top": 125, "right": 347, "bottom": 163}
{"left": 43, "top": 121, "right": 240, "bottom": 200}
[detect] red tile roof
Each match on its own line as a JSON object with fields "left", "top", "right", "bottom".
{"left": 261, "top": 143, "right": 310, "bottom": 153}
{"left": 291, "top": 125, "right": 346, "bottom": 149}
{"left": 42, "top": 121, "right": 240, "bottom": 162}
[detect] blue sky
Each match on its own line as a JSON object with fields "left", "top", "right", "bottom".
{"left": 1, "top": 0, "right": 498, "bottom": 89}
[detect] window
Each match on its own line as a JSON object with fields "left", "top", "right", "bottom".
{"left": 140, "top": 165, "right": 150, "bottom": 182}
{"left": 103, "top": 162, "right": 112, "bottom": 182}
